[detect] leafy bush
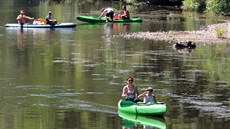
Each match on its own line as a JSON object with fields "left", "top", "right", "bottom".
{"left": 182, "top": 0, "right": 205, "bottom": 11}
{"left": 215, "top": 26, "right": 227, "bottom": 39}
{"left": 206, "top": 0, "right": 230, "bottom": 15}
{"left": 135, "top": 0, "right": 182, "bottom": 6}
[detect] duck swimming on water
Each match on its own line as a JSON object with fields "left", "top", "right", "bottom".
{"left": 174, "top": 41, "right": 196, "bottom": 49}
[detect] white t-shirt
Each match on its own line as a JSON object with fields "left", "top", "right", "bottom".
{"left": 105, "top": 8, "right": 114, "bottom": 13}
{"left": 144, "top": 95, "right": 154, "bottom": 104}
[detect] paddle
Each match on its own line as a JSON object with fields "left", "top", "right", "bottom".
{"left": 38, "top": 18, "right": 47, "bottom": 24}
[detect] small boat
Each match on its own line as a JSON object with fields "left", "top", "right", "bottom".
{"left": 119, "top": 111, "right": 166, "bottom": 129}
{"left": 118, "top": 100, "right": 167, "bottom": 116}
{"left": 4, "top": 23, "right": 77, "bottom": 28}
{"left": 76, "top": 15, "right": 143, "bottom": 23}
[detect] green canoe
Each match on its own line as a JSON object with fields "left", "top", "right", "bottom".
{"left": 76, "top": 15, "right": 143, "bottom": 23}
{"left": 119, "top": 111, "right": 166, "bottom": 129}
{"left": 118, "top": 100, "right": 167, "bottom": 116}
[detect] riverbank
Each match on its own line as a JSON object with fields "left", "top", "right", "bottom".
{"left": 122, "top": 22, "right": 230, "bottom": 44}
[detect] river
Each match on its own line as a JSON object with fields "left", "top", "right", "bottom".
{"left": 0, "top": 0, "right": 229, "bottom": 129}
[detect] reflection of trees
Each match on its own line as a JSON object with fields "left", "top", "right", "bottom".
{"left": 183, "top": 12, "right": 220, "bottom": 31}
{"left": 122, "top": 39, "right": 229, "bottom": 100}
{"left": 14, "top": 0, "right": 40, "bottom": 6}
{"left": 195, "top": 45, "right": 230, "bottom": 100}
{"left": 0, "top": 106, "right": 120, "bottom": 129}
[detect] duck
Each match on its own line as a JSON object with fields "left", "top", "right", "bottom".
{"left": 174, "top": 41, "right": 196, "bottom": 49}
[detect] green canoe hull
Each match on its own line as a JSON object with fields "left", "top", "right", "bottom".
{"left": 118, "top": 100, "right": 167, "bottom": 116}
{"left": 119, "top": 111, "right": 166, "bottom": 129}
{"left": 76, "top": 16, "right": 143, "bottom": 23}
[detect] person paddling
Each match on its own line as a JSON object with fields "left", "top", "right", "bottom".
{"left": 122, "top": 76, "right": 139, "bottom": 102}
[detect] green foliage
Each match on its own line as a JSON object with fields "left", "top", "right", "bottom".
{"left": 182, "top": 0, "right": 205, "bottom": 11}
{"left": 182, "top": 12, "right": 199, "bottom": 30}
{"left": 206, "top": 0, "right": 230, "bottom": 15}
{"left": 181, "top": 0, "right": 230, "bottom": 16}
{"left": 215, "top": 26, "right": 228, "bottom": 39}
{"left": 135, "top": 0, "right": 182, "bottom": 5}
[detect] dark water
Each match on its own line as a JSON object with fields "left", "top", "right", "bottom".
{"left": 0, "top": 1, "right": 229, "bottom": 129}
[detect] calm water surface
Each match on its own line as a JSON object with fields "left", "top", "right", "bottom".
{"left": 0, "top": 1, "right": 229, "bottom": 129}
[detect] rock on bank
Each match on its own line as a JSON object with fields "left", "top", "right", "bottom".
{"left": 122, "top": 22, "right": 230, "bottom": 44}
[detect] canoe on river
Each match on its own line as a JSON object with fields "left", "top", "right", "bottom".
{"left": 76, "top": 15, "right": 143, "bottom": 23}
{"left": 118, "top": 111, "right": 166, "bottom": 129}
{"left": 4, "top": 23, "right": 77, "bottom": 28}
{"left": 118, "top": 100, "right": 167, "bottom": 116}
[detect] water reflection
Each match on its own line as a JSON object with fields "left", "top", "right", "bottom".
{"left": 172, "top": 45, "right": 196, "bottom": 54}
{"left": 119, "top": 111, "right": 166, "bottom": 129}
{"left": 6, "top": 27, "right": 76, "bottom": 49}
{"left": 17, "top": 29, "right": 25, "bottom": 49}
{"left": 1, "top": 1, "right": 230, "bottom": 129}
{"left": 103, "top": 23, "right": 113, "bottom": 43}
{"left": 7, "top": 28, "right": 53, "bottom": 50}
{"left": 102, "top": 22, "right": 142, "bottom": 43}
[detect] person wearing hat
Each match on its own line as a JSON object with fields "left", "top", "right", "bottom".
{"left": 137, "top": 87, "right": 157, "bottom": 104}
{"left": 45, "top": 11, "right": 57, "bottom": 25}
{"left": 122, "top": 76, "right": 139, "bottom": 102}
{"left": 16, "top": 10, "right": 34, "bottom": 26}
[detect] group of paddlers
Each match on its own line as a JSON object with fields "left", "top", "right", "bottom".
{"left": 16, "top": 10, "right": 57, "bottom": 26}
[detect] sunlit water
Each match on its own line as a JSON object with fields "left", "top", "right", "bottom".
{"left": 0, "top": 1, "right": 229, "bottom": 129}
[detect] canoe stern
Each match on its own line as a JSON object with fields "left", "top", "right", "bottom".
{"left": 118, "top": 100, "right": 167, "bottom": 116}
{"left": 136, "top": 103, "right": 167, "bottom": 115}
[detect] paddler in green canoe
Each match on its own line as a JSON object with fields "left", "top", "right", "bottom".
{"left": 122, "top": 76, "right": 139, "bottom": 102}
{"left": 114, "top": 6, "right": 130, "bottom": 19}
{"left": 99, "top": 7, "right": 115, "bottom": 22}
{"left": 121, "top": 6, "right": 130, "bottom": 19}
{"left": 137, "top": 87, "right": 157, "bottom": 104}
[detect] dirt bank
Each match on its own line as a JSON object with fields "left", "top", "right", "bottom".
{"left": 122, "top": 22, "right": 230, "bottom": 44}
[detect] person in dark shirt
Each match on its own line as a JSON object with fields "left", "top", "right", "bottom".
{"left": 45, "top": 11, "right": 57, "bottom": 25}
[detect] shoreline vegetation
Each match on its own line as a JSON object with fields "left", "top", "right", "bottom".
{"left": 122, "top": 21, "right": 230, "bottom": 44}
{"left": 118, "top": 0, "right": 230, "bottom": 44}
{"left": 50, "top": 0, "right": 230, "bottom": 16}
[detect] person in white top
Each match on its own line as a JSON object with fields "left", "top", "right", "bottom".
{"left": 99, "top": 7, "right": 115, "bottom": 22}
{"left": 137, "top": 87, "right": 157, "bottom": 104}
